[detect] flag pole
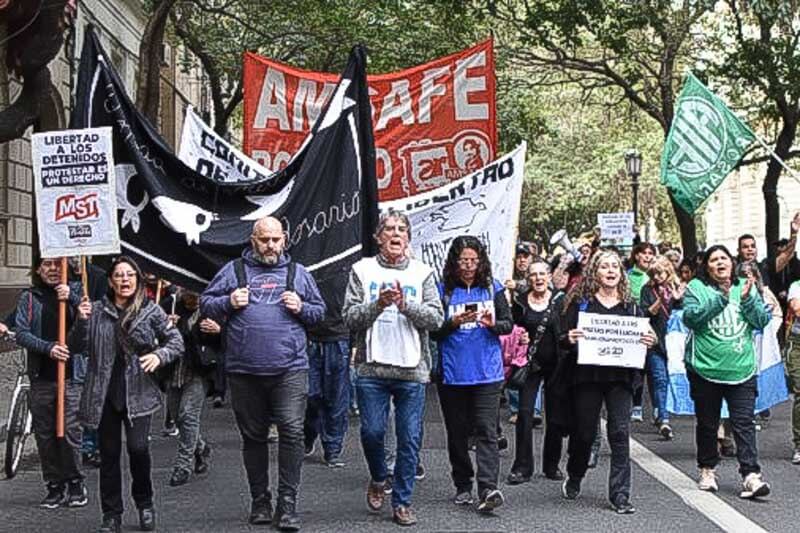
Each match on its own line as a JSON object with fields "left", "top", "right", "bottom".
{"left": 753, "top": 135, "right": 800, "bottom": 187}
{"left": 80, "top": 256, "right": 89, "bottom": 300}
{"left": 56, "top": 257, "right": 67, "bottom": 438}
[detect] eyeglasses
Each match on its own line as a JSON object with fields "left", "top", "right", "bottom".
{"left": 112, "top": 272, "right": 137, "bottom": 280}
{"left": 458, "top": 258, "right": 479, "bottom": 265}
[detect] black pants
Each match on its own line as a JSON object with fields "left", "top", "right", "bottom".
{"left": 688, "top": 372, "right": 760, "bottom": 477}
{"left": 98, "top": 401, "right": 153, "bottom": 517}
{"left": 566, "top": 382, "right": 632, "bottom": 504}
{"left": 543, "top": 420, "right": 569, "bottom": 475}
{"left": 510, "top": 372, "right": 543, "bottom": 477}
{"left": 437, "top": 381, "right": 501, "bottom": 494}
{"left": 30, "top": 379, "right": 83, "bottom": 485}
{"left": 229, "top": 371, "right": 308, "bottom": 501}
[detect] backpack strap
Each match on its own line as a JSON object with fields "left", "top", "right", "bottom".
{"left": 286, "top": 262, "right": 296, "bottom": 293}
{"left": 233, "top": 258, "right": 247, "bottom": 289}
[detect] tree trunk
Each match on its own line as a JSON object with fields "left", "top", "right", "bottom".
{"left": 135, "top": 0, "right": 178, "bottom": 125}
{"left": 762, "top": 118, "right": 798, "bottom": 252}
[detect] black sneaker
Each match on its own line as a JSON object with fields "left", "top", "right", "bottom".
{"left": 543, "top": 469, "right": 565, "bottom": 481}
{"left": 476, "top": 488, "right": 504, "bottom": 514}
{"left": 274, "top": 495, "right": 301, "bottom": 531}
{"left": 383, "top": 474, "right": 394, "bottom": 495}
{"left": 212, "top": 395, "right": 224, "bottom": 408}
{"left": 506, "top": 471, "right": 531, "bottom": 485}
{"left": 195, "top": 443, "right": 211, "bottom": 474}
{"left": 249, "top": 493, "right": 273, "bottom": 525}
{"left": 325, "top": 454, "right": 346, "bottom": 468}
{"left": 453, "top": 490, "right": 474, "bottom": 506}
{"left": 561, "top": 477, "right": 581, "bottom": 500}
{"left": 67, "top": 479, "right": 88, "bottom": 507}
{"left": 169, "top": 467, "right": 191, "bottom": 487}
{"left": 97, "top": 514, "right": 121, "bottom": 533}
{"left": 612, "top": 496, "right": 636, "bottom": 514}
{"left": 139, "top": 506, "right": 156, "bottom": 531}
{"left": 415, "top": 463, "right": 426, "bottom": 480}
{"left": 40, "top": 483, "right": 66, "bottom": 509}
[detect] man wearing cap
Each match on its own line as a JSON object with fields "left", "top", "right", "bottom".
{"left": 504, "top": 245, "right": 532, "bottom": 296}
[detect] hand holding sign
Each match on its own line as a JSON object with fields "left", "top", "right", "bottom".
{"left": 576, "top": 312, "right": 651, "bottom": 369}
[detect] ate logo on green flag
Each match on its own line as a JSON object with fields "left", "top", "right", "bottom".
{"left": 660, "top": 73, "right": 755, "bottom": 215}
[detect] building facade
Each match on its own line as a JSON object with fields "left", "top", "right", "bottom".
{"left": 0, "top": 0, "right": 206, "bottom": 432}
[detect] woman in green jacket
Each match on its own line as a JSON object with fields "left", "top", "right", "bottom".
{"left": 683, "top": 244, "right": 771, "bottom": 499}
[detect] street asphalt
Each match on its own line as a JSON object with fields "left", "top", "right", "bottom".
{"left": 1, "top": 386, "right": 798, "bottom": 532}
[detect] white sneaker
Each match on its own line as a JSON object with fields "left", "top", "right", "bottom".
{"left": 792, "top": 448, "right": 800, "bottom": 465}
{"left": 740, "top": 472, "right": 770, "bottom": 499}
{"left": 697, "top": 468, "right": 718, "bottom": 492}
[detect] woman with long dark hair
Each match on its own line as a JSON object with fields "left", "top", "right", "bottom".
{"left": 640, "top": 256, "right": 685, "bottom": 440}
{"left": 560, "top": 250, "right": 656, "bottom": 514}
{"left": 433, "top": 236, "right": 512, "bottom": 513}
{"left": 506, "top": 258, "right": 568, "bottom": 484}
{"left": 683, "top": 245, "right": 772, "bottom": 498}
{"left": 71, "top": 256, "right": 183, "bottom": 533}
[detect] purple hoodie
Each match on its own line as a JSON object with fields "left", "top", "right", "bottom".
{"left": 201, "top": 249, "right": 326, "bottom": 375}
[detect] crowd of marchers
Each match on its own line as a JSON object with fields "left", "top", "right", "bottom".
{"left": 2, "top": 210, "right": 800, "bottom": 532}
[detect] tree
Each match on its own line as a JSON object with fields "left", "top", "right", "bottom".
{"left": 707, "top": 1, "right": 800, "bottom": 249}
{"left": 0, "top": 0, "right": 74, "bottom": 143}
{"left": 136, "top": 0, "right": 179, "bottom": 125}
{"left": 487, "top": 0, "right": 715, "bottom": 256}
{"left": 169, "top": 0, "right": 486, "bottom": 137}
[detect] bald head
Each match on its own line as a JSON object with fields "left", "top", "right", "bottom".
{"left": 251, "top": 216, "right": 285, "bottom": 265}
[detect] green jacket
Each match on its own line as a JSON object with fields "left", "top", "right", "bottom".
{"left": 628, "top": 267, "right": 648, "bottom": 305}
{"left": 683, "top": 278, "right": 771, "bottom": 384}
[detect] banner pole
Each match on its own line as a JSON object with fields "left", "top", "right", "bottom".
{"left": 56, "top": 257, "right": 67, "bottom": 438}
{"left": 155, "top": 279, "right": 163, "bottom": 305}
{"left": 754, "top": 135, "right": 800, "bottom": 186}
{"left": 81, "top": 256, "right": 88, "bottom": 299}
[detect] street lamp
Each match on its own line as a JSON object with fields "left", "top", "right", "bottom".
{"left": 624, "top": 149, "right": 642, "bottom": 226}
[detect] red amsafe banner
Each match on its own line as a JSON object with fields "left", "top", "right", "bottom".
{"left": 243, "top": 39, "right": 496, "bottom": 201}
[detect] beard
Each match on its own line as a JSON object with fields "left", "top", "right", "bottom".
{"left": 253, "top": 250, "right": 280, "bottom": 265}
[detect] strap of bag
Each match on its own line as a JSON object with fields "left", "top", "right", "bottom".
{"left": 286, "top": 262, "right": 296, "bottom": 293}
{"left": 233, "top": 258, "right": 247, "bottom": 289}
{"left": 523, "top": 296, "right": 554, "bottom": 367}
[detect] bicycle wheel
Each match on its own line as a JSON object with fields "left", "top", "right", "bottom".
{"left": 5, "top": 387, "right": 31, "bottom": 479}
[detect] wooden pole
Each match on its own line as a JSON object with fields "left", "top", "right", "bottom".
{"left": 155, "top": 279, "right": 163, "bottom": 305}
{"left": 56, "top": 257, "right": 67, "bottom": 438}
{"left": 81, "top": 256, "right": 89, "bottom": 299}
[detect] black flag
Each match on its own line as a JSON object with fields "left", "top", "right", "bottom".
{"left": 71, "top": 26, "right": 378, "bottom": 338}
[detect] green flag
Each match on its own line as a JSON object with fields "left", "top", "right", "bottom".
{"left": 660, "top": 73, "right": 755, "bottom": 215}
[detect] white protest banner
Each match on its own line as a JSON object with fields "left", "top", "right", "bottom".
{"left": 31, "top": 127, "right": 120, "bottom": 257}
{"left": 381, "top": 143, "right": 525, "bottom": 283}
{"left": 179, "top": 105, "right": 274, "bottom": 183}
{"left": 598, "top": 212, "right": 634, "bottom": 242}
{"left": 577, "top": 312, "right": 650, "bottom": 369}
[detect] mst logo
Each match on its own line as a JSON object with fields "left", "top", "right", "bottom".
{"left": 54, "top": 192, "right": 100, "bottom": 222}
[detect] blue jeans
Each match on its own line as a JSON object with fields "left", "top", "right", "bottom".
{"left": 357, "top": 377, "right": 425, "bottom": 508}
{"left": 647, "top": 351, "right": 669, "bottom": 423}
{"left": 304, "top": 340, "right": 351, "bottom": 459}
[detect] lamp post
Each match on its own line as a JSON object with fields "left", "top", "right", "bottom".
{"left": 624, "top": 149, "right": 642, "bottom": 226}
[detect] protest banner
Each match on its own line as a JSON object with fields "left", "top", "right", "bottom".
{"left": 31, "top": 126, "right": 120, "bottom": 257}
{"left": 243, "top": 39, "right": 497, "bottom": 200}
{"left": 72, "top": 28, "right": 378, "bottom": 340}
{"left": 598, "top": 212, "right": 634, "bottom": 243}
{"left": 577, "top": 312, "right": 650, "bottom": 369}
{"left": 381, "top": 142, "right": 525, "bottom": 284}
{"left": 179, "top": 105, "right": 273, "bottom": 183}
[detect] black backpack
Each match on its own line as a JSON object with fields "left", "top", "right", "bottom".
{"left": 232, "top": 258, "right": 296, "bottom": 292}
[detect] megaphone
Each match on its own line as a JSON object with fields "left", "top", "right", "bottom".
{"left": 549, "top": 229, "right": 583, "bottom": 263}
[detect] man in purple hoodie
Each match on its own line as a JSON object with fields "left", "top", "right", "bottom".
{"left": 201, "top": 216, "right": 325, "bottom": 531}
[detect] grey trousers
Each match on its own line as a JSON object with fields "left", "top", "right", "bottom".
{"left": 167, "top": 376, "right": 207, "bottom": 472}
{"left": 30, "top": 379, "right": 83, "bottom": 484}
